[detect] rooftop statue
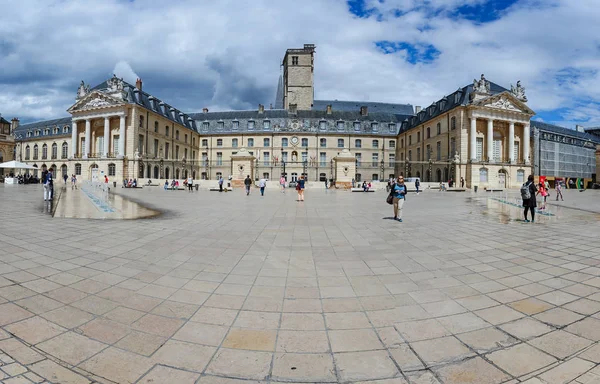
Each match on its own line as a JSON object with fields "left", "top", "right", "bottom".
{"left": 511, "top": 80, "right": 528, "bottom": 102}
{"left": 473, "top": 74, "right": 490, "bottom": 94}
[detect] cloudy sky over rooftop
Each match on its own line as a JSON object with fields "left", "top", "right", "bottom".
{"left": 1, "top": 0, "right": 599, "bottom": 128}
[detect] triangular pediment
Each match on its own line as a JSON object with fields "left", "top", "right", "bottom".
{"left": 67, "top": 91, "right": 126, "bottom": 113}
{"left": 476, "top": 92, "right": 535, "bottom": 115}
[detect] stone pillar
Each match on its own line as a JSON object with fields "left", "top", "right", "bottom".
{"left": 508, "top": 122, "right": 515, "bottom": 163}
{"left": 84, "top": 119, "right": 91, "bottom": 159}
{"left": 103, "top": 117, "right": 110, "bottom": 158}
{"left": 119, "top": 115, "right": 126, "bottom": 158}
{"left": 333, "top": 149, "right": 356, "bottom": 189}
{"left": 469, "top": 118, "right": 476, "bottom": 161}
{"left": 71, "top": 120, "right": 78, "bottom": 158}
{"left": 523, "top": 123, "right": 530, "bottom": 164}
{"left": 230, "top": 148, "right": 256, "bottom": 188}
{"left": 486, "top": 119, "right": 494, "bottom": 162}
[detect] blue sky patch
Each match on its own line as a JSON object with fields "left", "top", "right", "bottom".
{"left": 347, "top": 0, "right": 376, "bottom": 18}
{"left": 451, "top": 0, "right": 520, "bottom": 23}
{"left": 375, "top": 41, "right": 441, "bottom": 64}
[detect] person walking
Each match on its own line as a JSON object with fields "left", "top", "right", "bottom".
{"left": 218, "top": 176, "right": 224, "bottom": 192}
{"left": 521, "top": 175, "right": 538, "bottom": 223}
{"left": 556, "top": 180, "right": 564, "bottom": 201}
{"left": 279, "top": 175, "right": 286, "bottom": 193}
{"left": 63, "top": 173, "right": 68, "bottom": 184}
{"left": 164, "top": 180, "right": 169, "bottom": 190}
{"left": 43, "top": 169, "right": 54, "bottom": 201}
{"left": 415, "top": 178, "right": 420, "bottom": 195}
{"left": 460, "top": 177, "right": 465, "bottom": 188}
{"left": 259, "top": 178, "right": 267, "bottom": 196}
{"left": 244, "top": 175, "right": 252, "bottom": 195}
{"left": 392, "top": 176, "right": 407, "bottom": 222}
{"left": 297, "top": 175, "right": 305, "bottom": 201}
{"left": 187, "top": 175, "right": 194, "bottom": 192}
{"left": 537, "top": 182, "right": 548, "bottom": 209}
{"left": 71, "top": 174, "right": 77, "bottom": 190}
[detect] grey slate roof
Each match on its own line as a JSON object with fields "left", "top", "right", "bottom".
{"left": 313, "top": 100, "right": 413, "bottom": 115}
{"left": 13, "top": 117, "right": 72, "bottom": 141}
{"left": 0, "top": 116, "right": 10, "bottom": 125}
{"left": 189, "top": 109, "right": 411, "bottom": 136}
{"left": 274, "top": 74, "right": 284, "bottom": 109}
{"left": 531, "top": 121, "right": 600, "bottom": 144}
{"left": 91, "top": 80, "right": 197, "bottom": 132}
{"left": 401, "top": 81, "right": 508, "bottom": 131}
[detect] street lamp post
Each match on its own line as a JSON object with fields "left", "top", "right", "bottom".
{"left": 428, "top": 158, "right": 433, "bottom": 182}
{"left": 380, "top": 159, "right": 384, "bottom": 181}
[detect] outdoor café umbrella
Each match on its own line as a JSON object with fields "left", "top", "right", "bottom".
{"left": 0, "top": 160, "right": 38, "bottom": 170}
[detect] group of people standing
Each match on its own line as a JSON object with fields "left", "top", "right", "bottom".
{"left": 243, "top": 175, "right": 306, "bottom": 200}
{"left": 521, "top": 177, "right": 565, "bottom": 222}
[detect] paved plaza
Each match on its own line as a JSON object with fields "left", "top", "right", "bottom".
{"left": 0, "top": 184, "right": 599, "bottom": 384}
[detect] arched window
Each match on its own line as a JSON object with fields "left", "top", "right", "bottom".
{"left": 337, "top": 139, "right": 344, "bottom": 148}
{"left": 75, "top": 163, "right": 82, "bottom": 175}
{"left": 165, "top": 167, "right": 170, "bottom": 179}
{"left": 153, "top": 166, "right": 159, "bottom": 179}
{"left": 42, "top": 144, "right": 48, "bottom": 159}
{"left": 61, "top": 142, "right": 68, "bottom": 159}
{"left": 232, "top": 138, "right": 238, "bottom": 148}
{"left": 25, "top": 145, "right": 30, "bottom": 160}
{"left": 108, "top": 163, "right": 116, "bottom": 176}
{"left": 320, "top": 138, "right": 327, "bottom": 147}
{"left": 479, "top": 168, "right": 488, "bottom": 182}
{"left": 355, "top": 139, "right": 362, "bottom": 148}
{"left": 147, "top": 164, "right": 151, "bottom": 178}
{"left": 51, "top": 143, "right": 57, "bottom": 159}
{"left": 60, "top": 164, "right": 67, "bottom": 177}
{"left": 450, "top": 117, "right": 456, "bottom": 130}
{"left": 32, "top": 164, "right": 38, "bottom": 177}
{"left": 33, "top": 145, "right": 39, "bottom": 160}
{"left": 517, "top": 169, "right": 525, "bottom": 183}
{"left": 175, "top": 168, "right": 180, "bottom": 179}
{"left": 372, "top": 140, "right": 379, "bottom": 148}
{"left": 184, "top": 169, "right": 188, "bottom": 179}
{"left": 436, "top": 169, "right": 442, "bottom": 182}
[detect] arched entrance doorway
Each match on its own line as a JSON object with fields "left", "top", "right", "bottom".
{"left": 153, "top": 166, "right": 159, "bottom": 179}
{"left": 165, "top": 167, "right": 170, "bottom": 179}
{"left": 90, "top": 163, "right": 99, "bottom": 181}
{"left": 498, "top": 169, "right": 507, "bottom": 188}
{"left": 60, "top": 164, "right": 68, "bottom": 178}
{"left": 175, "top": 168, "right": 180, "bottom": 179}
{"left": 147, "top": 164, "right": 151, "bottom": 179}
{"left": 436, "top": 169, "right": 441, "bottom": 182}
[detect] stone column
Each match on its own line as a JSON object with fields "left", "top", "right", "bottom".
{"left": 523, "top": 123, "right": 530, "bottom": 164}
{"left": 71, "top": 120, "right": 78, "bottom": 158}
{"left": 103, "top": 117, "right": 110, "bottom": 158}
{"left": 84, "top": 119, "right": 91, "bottom": 159}
{"left": 469, "top": 118, "right": 476, "bottom": 161}
{"left": 508, "top": 122, "right": 515, "bottom": 163}
{"left": 119, "top": 115, "right": 126, "bottom": 158}
{"left": 486, "top": 119, "right": 494, "bottom": 162}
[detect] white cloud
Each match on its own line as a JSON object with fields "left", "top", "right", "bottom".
{"left": 0, "top": 0, "right": 599, "bottom": 127}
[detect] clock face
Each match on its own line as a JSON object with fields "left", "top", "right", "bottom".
{"left": 291, "top": 136, "right": 299, "bottom": 145}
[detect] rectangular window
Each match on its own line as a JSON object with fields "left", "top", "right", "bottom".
{"left": 176, "top": 130, "right": 179, "bottom": 140}
{"left": 437, "top": 123, "right": 441, "bottom": 135}
{"left": 480, "top": 168, "right": 488, "bottom": 182}
{"left": 436, "top": 141, "right": 441, "bottom": 161}
{"left": 75, "top": 163, "right": 82, "bottom": 175}
{"left": 263, "top": 151, "right": 270, "bottom": 166}
{"left": 389, "top": 123, "right": 395, "bottom": 133}
{"left": 165, "top": 143, "right": 169, "bottom": 159}
{"left": 320, "top": 138, "right": 326, "bottom": 147}
{"left": 355, "top": 139, "right": 362, "bottom": 148}
{"left": 292, "top": 56, "right": 298, "bottom": 65}
{"left": 138, "top": 135, "right": 144, "bottom": 154}
{"left": 337, "top": 139, "right": 344, "bottom": 148}
{"left": 154, "top": 121, "right": 158, "bottom": 132}
{"left": 108, "top": 163, "right": 116, "bottom": 176}
{"left": 232, "top": 138, "right": 238, "bottom": 147}
{"left": 476, "top": 138, "right": 483, "bottom": 161}
{"left": 154, "top": 139, "right": 159, "bottom": 156}
{"left": 201, "top": 122, "right": 208, "bottom": 131}
{"left": 202, "top": 152, "right": 208, "bottom": 166}
{"left": 282, "top": 138, "right": 288, "bottom": 147}
{"left": 493, "top": 140, "right": 502, "bottom": 162}
{"left": 113, "top": 136, "right": 119, "bottom": 155}
{"left": 514, "top": 141, "right": 520, "bottom": 162}
{"left": 388, "top": 154, "right": 395, "bottom": 167}
{"left": 320, "top": 152, "right": 327, "bottom": 167}
{"left": 355, "top": 153, "right": 362, "bottom": 166}
{"left": 264, "top": 138, "right": 270, "bottom": 147}
{"left": 217, "top": 121, "right": 224, "bottom": 130}
{"left": 216, "top": 152, "right": 223, "bottom": 166}
{"left": 139, "top": 115, "right": 144, "bottom": 128}
{"left": 417, "top": 148, "right": 421, "bottom": 161}
{"left": 408, "top": 150, "right": 412, "bottom": 161}
{"left": 184, "top": 148, "right": 188, "bottom": 159}
{"left": 248, "top": 138, "right": 254, "bottom": 147}
{"left": 409, "top": 136, "right": 412, "bottom": 145}
{"left": 372, "top": 140, "right": 379, "bottom": 148}
{"left": 517, "top": 170, "right": 524, "bottom": 182}
{"left": 185, "top": 134, "right": 188, "bottom": 143}
{"left": 202, "top": 139, "right": 208, "bottom": 146}
{"left": 372, "top": 153, "right": 378, "bottom": 167}
{"left": 301, "top": 138, "right": 308, "bottom": 147}
{"left": 217, "top": 139, "right": 223, "bottom": 147}
{"left": 175, "top": 145, "right": 179, "bottom": 160}
{"left": 417, "top": 132, "right": 421, "bottom": 142}
{"left": 426, "top": 145, "right": 431, "bottom": 160}
{"left": 450, "top": 138, "right": 456, "bottom": 157}
{"left": 282, "top": 152, "right": 288, "bottom": 162}
{"left": 389, "top": 140, "right": 395, "bottom": 148}
{"left": 232, "top": 121, "right": 239, "bottom": 130}
{"left": 302, "top": 152, "right": 308, "bottom": 162}
{"left": 166, "top": 126, "right": 170, "bottom": 137}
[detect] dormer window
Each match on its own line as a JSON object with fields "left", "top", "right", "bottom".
{"left": 35, "top": 130, "right": 40, "bottom": 136}
{"left": 388, "top": 123, "right": 396, "bottom": 133}
{"left": 319, "top": 120, "right": 327, "bottom": 131}
{"left": 202, "top": 122, "right": 209, "bottom": 131}
{"left": 63, "top": 126, "right": 69, "bottom": 133}
{"left": 232, "top": 120, "right": 239, "bottom": 130}
{"left": 336, "top": 121, "right": 344, "bottom": 131}
{"left": 354, "top": 121, "right": 361, "bottom": 131}
{"left": 44, "top": 128, "right": 49, "bottom": 135}
{"left": 248, "top": 120, "right": 255, "bottom": 130}
{"left": 263, "top": 120, "right": 271, "bottom": 130}
{"left": 217, "top": 121, "right": 224, "bottom": 130}
{"left": 371, "top": 122, "right": 378, "bottom": 132}
{"left": 27, "top": 131, "right": 31, "bottom": 138}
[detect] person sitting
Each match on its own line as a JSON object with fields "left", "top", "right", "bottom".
{"left": 362, "top": 181, "right": 367, "bottom": 192}
{"left": 171, "top": 179, "right": 176, "bottom": 190}
{"left": 147, "top": 179, "right": 152, "bottom": 185}
{"left": 367, "top": 182, "right": 372, "bottom": 191}
{"left": 123, "top": 179, "right": 128, "bottom": 188}
{"left": 132, "top": 179, "right": 137, "bottom": 187}
{"left": 164, "top": 180, "right": 169, "bottom": 190}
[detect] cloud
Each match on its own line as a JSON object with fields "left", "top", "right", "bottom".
{"left": 0, "top": 0, "right": 599, "bottom": 129}
{"left": 112, "top": 61, "right": 139, "bottom": 85}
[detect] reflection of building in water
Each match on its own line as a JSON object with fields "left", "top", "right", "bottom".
{"left": 0, "top": 116, "right": 17, "bottom": 176}
{"left": 10, "top": 44, "right": 600, "bottom": 188}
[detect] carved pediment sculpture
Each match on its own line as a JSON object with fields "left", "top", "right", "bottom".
{"left": 510, "top": 80, "right": 527, "bottom": 102}
{"left": 85, "top": 97, "right": 112, "bottom": 108}
{"left": 485, "top": 96, "right": 520, "bottom": 111}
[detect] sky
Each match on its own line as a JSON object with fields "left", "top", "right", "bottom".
{"left": 1, "top": 0, "right": 599, "bottom": 129}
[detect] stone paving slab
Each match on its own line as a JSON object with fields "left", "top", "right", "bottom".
{"left": 0, "top": 184, "right": 599, "bottom": 383}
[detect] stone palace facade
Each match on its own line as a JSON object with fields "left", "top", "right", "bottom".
{"left": 11, "top": 43, "right": 573, "bottom": 189}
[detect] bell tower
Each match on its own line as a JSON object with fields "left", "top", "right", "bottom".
{"left": 282, "top": 44, "right": 315, "bottom": 111}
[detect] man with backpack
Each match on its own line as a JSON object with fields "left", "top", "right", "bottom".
{"left": 43, "top": 169, "right": 54, "bottom": 201}
{"left": 244, "top": 175, "right": 252, "bottom": 196}
{"left": 521, "top": 175, "right": 538, "bottom": 223}
{"left": 391, "top": 176, "right": 407, "bottom": 222}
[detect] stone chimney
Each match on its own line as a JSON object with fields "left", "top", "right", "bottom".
{"left": 289, "top": 104, "right": 297, "bottom": 114}
{"left": 136, "top": 78, "right": 143, "bottom": 91}
{"left": 202, "top": 107, "right": 209, "bottom": 113}
{"left": 415, "top": 106, "right": 422, "bottom": 113}
{"left": 326, "top": 105, "right": 332, "bottom": 115}
{"left": 360, "top": 106, "right": 368, "bottom": 116}
{"left": 11, "top": 118, "right": 19, "bottom": 132}
{"left": 576, "top": 124, "right": 585, "bottom": 133}
{"left": 258, "top": 104, "right": 265, "bottom": 114}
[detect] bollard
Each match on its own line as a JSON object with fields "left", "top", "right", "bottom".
{"left": 474, "top": 186, "right": 478, "bottom": 193}
{"left": 195, "top": 184, "right": 199, "bottom": 191}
